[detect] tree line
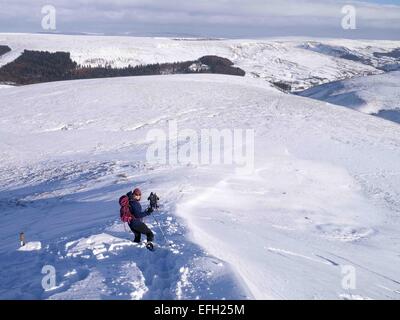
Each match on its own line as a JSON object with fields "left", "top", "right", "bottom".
{"left": 0, "top": 49, "right": 245, "bottom": 85}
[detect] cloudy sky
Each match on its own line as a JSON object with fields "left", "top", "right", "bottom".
{"left": 0, "top": 0, "right": 399, "bottom": 39}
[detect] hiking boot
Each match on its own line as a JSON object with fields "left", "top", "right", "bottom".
{"left": 146, "top": 242, "right": 154, "bottom": 251}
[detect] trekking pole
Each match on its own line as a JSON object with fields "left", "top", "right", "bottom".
{"left": 19, "top": 232, "right": 26, "bottom": 247}
{"left": 151, "top": 214, "right": 171, "bottom": 246}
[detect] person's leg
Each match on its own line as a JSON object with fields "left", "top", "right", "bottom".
{"left": 132, "top": 221, "right": 154, "bottom": 242}
{"left": 128, "top": 222, "right": 142, "bottom": 243}
{"left": 133, "top": 231, "right": 141, "bottom": 243}
{"left": 145, "top": 227, "right": 154, "bottom": 242}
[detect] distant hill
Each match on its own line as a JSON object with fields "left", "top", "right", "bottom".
{"left": 298, "top": 71, "right": 400, "bottom": 124}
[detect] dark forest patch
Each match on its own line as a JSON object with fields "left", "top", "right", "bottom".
{"left": 0, "top": 50, "right": 245, "bottom": 85}
{"left": 0, "top": 45, "right": 11, "bottom": 57}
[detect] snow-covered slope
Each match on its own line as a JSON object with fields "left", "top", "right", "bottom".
{"left": 0, "top": 74, "right": 400, "bottom": 299}
{"left": 1, "top": 33, "right": 400, "bottom": 91}
{"left": 298, "top": 71, "right": 400, "bottom": 124}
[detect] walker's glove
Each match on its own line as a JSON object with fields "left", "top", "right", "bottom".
{"left": 145, "top": 207, "right": 154, "bottom": 215}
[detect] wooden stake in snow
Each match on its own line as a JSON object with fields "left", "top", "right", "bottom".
{"left": 19, "top": 232, "right": 26, "bottom": 247}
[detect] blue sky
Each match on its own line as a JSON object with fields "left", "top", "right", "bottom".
{"left": 0, "top": 0, "right": 399, "bottom": 39}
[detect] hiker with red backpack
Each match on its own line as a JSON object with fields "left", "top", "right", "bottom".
{"left": 119, "top": 188, "right": 155, "bottom": 251}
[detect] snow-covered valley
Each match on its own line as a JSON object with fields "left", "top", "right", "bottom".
{"left": 0, "top": 72, "right": 399, "bottom": 299}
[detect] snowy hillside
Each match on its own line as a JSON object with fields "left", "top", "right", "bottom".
{"left": 0, "top": 74, "right": 399, "bottom": 299}
{"left": 298, "top": 71, "right": 400, "bottom": 124}
{"left": 1, "top": 33, "right": 400, "bottom": 90}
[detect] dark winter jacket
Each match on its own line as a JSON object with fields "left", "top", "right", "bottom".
{"left": 126, "top": 191, "right": 150, "bottom": 220}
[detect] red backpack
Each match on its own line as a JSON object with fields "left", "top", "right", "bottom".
{"left": 119, "top": 195, "right": 134, "bottom": 223}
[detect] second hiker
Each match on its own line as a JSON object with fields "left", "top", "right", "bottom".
{"left": 148, "top": 192, "right": 160, "bottom": 210}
